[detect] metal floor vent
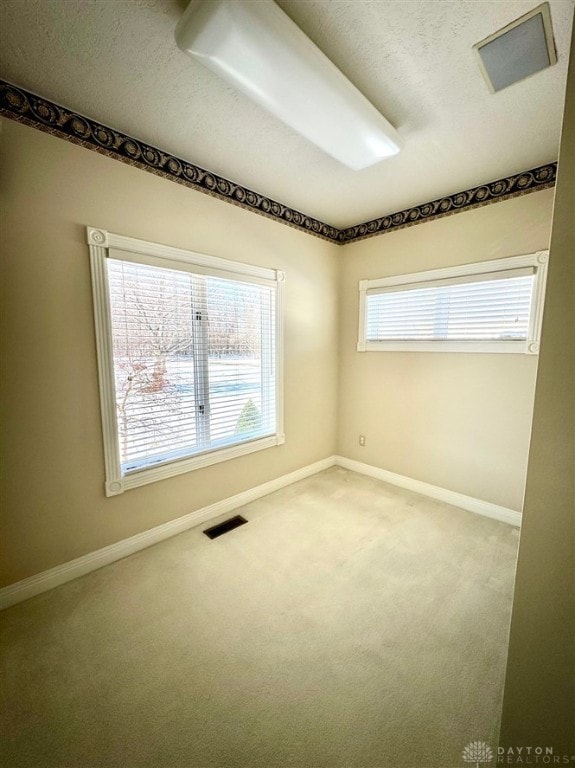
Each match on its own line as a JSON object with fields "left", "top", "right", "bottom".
{"left": 203, "top": 515, "right": 248, "bottom": 539}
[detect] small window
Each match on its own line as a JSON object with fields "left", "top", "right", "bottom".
{"left": 358, "top": 251, "right": 548, "bottom": 354}
{"left": 87, "top": 228, "right": 284, "bottom": 496}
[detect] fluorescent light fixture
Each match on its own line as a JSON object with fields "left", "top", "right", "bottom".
{"left": 175, "top": 0, "right": 403, "bottom": 170}
{"left": 473, "top": 2, "right": 557, "bottom": 93}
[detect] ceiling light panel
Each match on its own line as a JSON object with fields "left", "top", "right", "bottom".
{"left": 175, "top": 0, "right": 403, "bottom": 170}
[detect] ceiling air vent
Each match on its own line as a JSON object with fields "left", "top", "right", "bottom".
{"left": 473, "top": 2, "right": 557, "bottom": 93}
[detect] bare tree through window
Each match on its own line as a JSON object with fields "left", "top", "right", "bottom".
{"left": 107, "top": 259, "right": 274, "bottom": 472}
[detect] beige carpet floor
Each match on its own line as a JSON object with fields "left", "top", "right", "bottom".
{"left": 0, "top": 467, "right": 519, "bottom": 768}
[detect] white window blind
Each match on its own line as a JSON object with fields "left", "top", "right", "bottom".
{"left": 358, "top": 252, "right": 548, "bottom": 354}
{"left": 87, "top": 227, "right": 284, "bottom": 496}
{"left": 366, "top": 270, "right": 534, "bottom": 342}
{"left": 108, "top": 259, "right": 276, "bottom": 474}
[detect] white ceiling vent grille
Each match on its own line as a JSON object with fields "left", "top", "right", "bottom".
{"left": 473, "top": 2, "right": 557, "bottom": 93}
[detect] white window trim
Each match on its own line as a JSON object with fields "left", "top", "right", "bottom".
{"left": 358, "top": 251, "right": 549, "bottom": 354}
{"left": 87, "top": 227, "right": 285, "bottom": 497}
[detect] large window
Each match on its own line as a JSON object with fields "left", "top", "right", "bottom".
{"left": 87, "top": 228, "right": 284, "bottom": 496}
{"left": 358, "top": 251, "right": 548, "bottom": 354}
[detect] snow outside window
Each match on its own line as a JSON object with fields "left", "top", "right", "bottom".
{"left": 87, "top": 228, "right": 284, "bottom": 496}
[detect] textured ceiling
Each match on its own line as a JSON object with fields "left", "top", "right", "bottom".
{"left": 0, "top": 0, "right": 573, "bottom": 228}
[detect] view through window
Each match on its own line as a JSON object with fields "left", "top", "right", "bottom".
{"left": 87, "top": 227, "right": 283, "bottom": 495}
{"left": 107, "top": 259, "right": 277, "bottom": 474}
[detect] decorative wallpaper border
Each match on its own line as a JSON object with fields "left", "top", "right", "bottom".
{"left": 337, "top": 162, "right": 557, "bottom": 243}
{"left": 0, "top": 81, "right": 339, "bottom": 243}
{"left": 0, "top": 80, "right": 557, "bottom": 245}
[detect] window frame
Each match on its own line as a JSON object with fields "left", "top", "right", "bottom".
{"left": 87, "top": 227, "right": 285, "bottom": 497}
{"left": 357, "top": 251, "right": 549, "bottom": 354}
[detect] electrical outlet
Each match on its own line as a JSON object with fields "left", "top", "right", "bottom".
{"left": 359, "top": 435, "right": 366, "bottom": 447}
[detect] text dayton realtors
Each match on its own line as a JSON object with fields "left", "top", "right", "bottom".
{"left": 497, "top": 746, "right": 573, "bottom": 764}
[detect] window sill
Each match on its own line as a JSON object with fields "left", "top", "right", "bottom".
{"left": 357, "top": 340, "right": 540, "bottom": 354}
{"left": 105, "top": 433, "right": 285, "bottom": 496}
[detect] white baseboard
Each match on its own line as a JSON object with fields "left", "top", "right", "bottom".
{"left": 1, "top": 454, "right": 520, "bottom": 610}
{"left": 0, "top": 456, "right": 336, "bottom": 611}
{"left": 334, "top": 456, "right": 522, "bottom": 528}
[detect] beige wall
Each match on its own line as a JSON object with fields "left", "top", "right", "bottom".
{"left": 337, "top": 190, "right": 554, "bottom": 511}
{"left": 499, "top": 30, "right": 575, "bottom": 753}
{"left": 0, "top": 115, "right": 558, "bottom": 590}
{"left": 0, "top": 119, "right": 339, "bottom": 586}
